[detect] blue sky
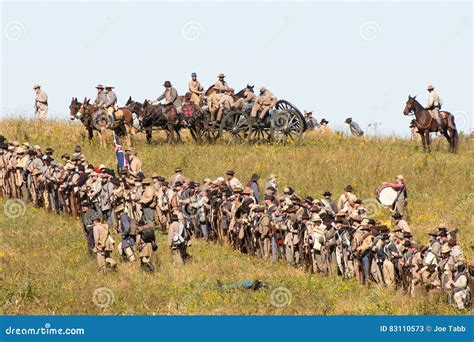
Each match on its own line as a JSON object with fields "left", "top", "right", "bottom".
{"left": 1, "top": 1, "right": 472, "bottom": 135}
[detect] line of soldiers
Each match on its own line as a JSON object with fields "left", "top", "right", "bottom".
{"left": 0, "top": 140, "right": 471, "bottom": 310}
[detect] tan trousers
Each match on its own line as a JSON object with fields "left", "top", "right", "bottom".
{"left": 250, "top": 103, "right": 271, "bottom": 119}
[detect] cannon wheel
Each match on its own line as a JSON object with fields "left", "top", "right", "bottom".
{"left": 220, "top": 110, "right": 251, "bottom": 144}
{"left": 275, "top": 100, "right": 307, "bottom": 132}
{"left": 270, "top": 109, "right": 304, "bottom": 145}
{"left": 248, "top": 122, "right": 272, "bottom": 144}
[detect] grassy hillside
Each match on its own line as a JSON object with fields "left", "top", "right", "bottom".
{"left": 1, "top": 119, "right": 473, "bottom": 315}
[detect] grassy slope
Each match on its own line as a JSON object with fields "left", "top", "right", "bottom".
{"left": 0, "top": 119, "right": 473, "bottom": 315}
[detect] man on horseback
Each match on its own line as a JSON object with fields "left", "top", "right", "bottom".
{"left": 188, "top": 72, "right": 204, "bottom": 106}
{"left": 94, "top": 84, "right": 106, "bottom": 107}
{"left": 426, "top": 84, "right": 443, "bottom": 126}
{"left": 104, "top": 84, "right": 117, "bottom": 127}
{"left": 250, "top": 87, "right": 277, "bottom": 124}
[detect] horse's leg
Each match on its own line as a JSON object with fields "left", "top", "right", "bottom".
{"left": 167, "top": 123, "right": 175, "bottom": 145}
{"left": 425, "top": 131, "right": 431, "bottom": 153}
{"left": 420, "top": 131, "right": 426, "bottom": 152}
{"left": 125, "top": 124, "right": 132, "bottom": 148}
{"left": 88, "top": 126, "right": 94, "bottom": 140}
{"left": 100, "top": 127, "right": 107, "bottom": 148}
{"left": 146, "top": 128, "right": 152, "bottom": 144}
{"left": 442, "top": 128, "right": 452, "bottom": 152}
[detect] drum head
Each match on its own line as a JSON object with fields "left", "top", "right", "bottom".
{"left": 377, "top": 186, "right": 398, "bottom": 207}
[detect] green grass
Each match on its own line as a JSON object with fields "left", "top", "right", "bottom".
{"left": 0, "top": 119, "right": 473, "bottom": 315}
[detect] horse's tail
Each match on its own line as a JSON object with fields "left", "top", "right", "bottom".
{"left": 449, "top": 113, "right": 459, "bottom": 152}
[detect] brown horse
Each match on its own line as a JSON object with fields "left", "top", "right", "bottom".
{"left": 77, "top": 98, "right": 134, "bottom": 148}
{"left": 403, "top": 95, "right": 458, "bottom": 153}
{"left": 69, "top": 97, "right": 95, "bottom": 141}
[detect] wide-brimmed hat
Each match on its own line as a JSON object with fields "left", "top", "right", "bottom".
{"left": 105, "top": 84, "right": 114, "bottom": 89}
{"left": 345, "top": 185, "right": 353, "bottom": 192}
{"left": 396, "top": 175, "right": 404, "bottom": 181}
{"left": 427, "top": 84, "right": 435, "bottom": 91}
{"left": 33, "top": 84, "right": 41, "bottom": 89}
{"left": 323, "top": 191, "right": 332, "bottom": 196}
{"left": 242, "top": 187, "right": 252, "bottom": 195}
{"left": 96, "top": 84, "right": 104, "bottom": 89}
{"left": 217, "top": 73, "right": 225, "bottom": 78}
{"left": 345, "top": 117, "right": 352, "bottom": 123}
{"left": 428, "top": 230, "right": 438, "bottom": 237}
{"left": 320, "top": 118, "right": 329, "bottom": 125}
{"left": 226, "top": 170, "right": 234, "bottom": 176}
{"left": 304, "top": 109, "right": 313, "bottom": 115}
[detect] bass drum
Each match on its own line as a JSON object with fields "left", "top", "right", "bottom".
{"left": 376, "top": 186, "right": 398, "bottom": 208}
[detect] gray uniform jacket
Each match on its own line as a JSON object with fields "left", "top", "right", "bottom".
{"left": 349, "top": 121, "right": 364, "bottom": 136}
{"left": 94, "top": 92, "right": 107, "bottom": 107}
{"left": 103, "top": 90, "right": 117, "bottom": 108}
{"left": 156, "top": 87, "right": 181, "bottom": 108}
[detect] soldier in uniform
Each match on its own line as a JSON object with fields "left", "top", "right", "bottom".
{"left": 345, "top": 117, "right": 364, "bottom": 136}
{"left": 167, "top": 214, "right": 186, "bottom": 265}
{"left": 232, "top": 86, "right": 256, "bottom": 112}
{"left": 33, "top": 84, "right": 48, "bottom": 120}
{"left": 92, "top": 214, "right": 117, "bottom": 272}
{"left": 126, "top": 148, "right": 143, "bottom": 178}
{"left": 94, "top": 84, "right": 106, "bottom": 107}
{"left": 140, "top": 178, "right": 156, "bottom": 224}
{"left": 250, "top": 87, "right": 277, "bottom": 124}
{"left": 337, "top": 185, "right": 357, "bottom": 213}
{"left": 103, "top": 84, "right": 117, "bottom": 126}
{"left": 188, "top": 72, "right": 204, "bottom": 106}
{"left": 80, "top": 200, "right": 97, "bottom": 255}
{"left": 426, "top": 84, "right": 443, "bottom": 126}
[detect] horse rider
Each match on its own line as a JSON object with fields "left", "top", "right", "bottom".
{"left": 232, "top": 85, "right": 256, "bottom": 112}
{"left": 94, "top": 84, "right": 106, "bottom": 107}
{"left": 250, "top": 87, "right": 277, "bottom": 124}
{"left": 33, "top": 84, "right": 48, "bottom": 120}
{"left": 188, "top": 72, "right": 204, "bottom": 106}
{"left": 155, "top": 80, "right": 181, "bottom": 118}
{"left": 209, "top": 73, "right": 230, "bottom": 122}
{"left": 103, "top": 84, "right": 118, "bottom": 126}
{"left": 426, "top": 84, "right": 443, "bottom": 126}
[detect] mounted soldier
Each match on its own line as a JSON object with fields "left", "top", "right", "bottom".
{"left": 155, "top": 81, "right": 181, "bottom": 142}
{"left": 103, "top": 84, "right": 118, "bottom": 127}
{"left": 94, "top": 84, "right": 106, "bottom": 107}
{"left": 426, "top": 84, "right": 443, "bottom": 126}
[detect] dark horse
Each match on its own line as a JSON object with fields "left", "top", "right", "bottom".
{"left": 403, "top": 95, "right": 458, "bottom": 153}
{"left": 125, "top": 96, "right": 182, "bottom": 144}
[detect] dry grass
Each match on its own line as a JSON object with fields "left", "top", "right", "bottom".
{"left": 0, "top": 119, "right": 472, "bottom": 315}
